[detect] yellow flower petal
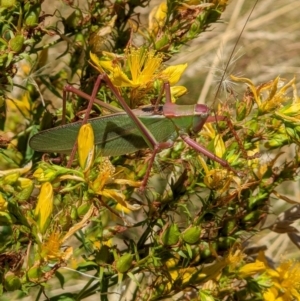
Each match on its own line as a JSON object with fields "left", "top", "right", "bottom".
{"left": 239, "top": 260, "right": 267, "bottom": 277}
{"left": 112, "top": 66, "right": 137, "bottom": 87}
{"left": 101, "top": 189, "right": 127, "bottom": 207}
{"left": 148, "top": 2, "right": 167, "bottom": 34}
{"left": 230, "top": 75, "right": 260, "bottom": 107}
{"left": 115, "top": 203, "right": 131, "bottom": 214}
{"left": 263, "top": 287, "right": 277, "bottom": 301}
{"left": 170, "top": 86, "right": 187, "bottom": 98}
{"left": 161, "top": 64, "right": 188, "bottom": 85}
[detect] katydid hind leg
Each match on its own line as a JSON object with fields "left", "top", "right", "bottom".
{"left": 181, "top": 134, "right": 240, "bottom": 176}
{"left": 206, "top": 115, "right": 260, "bottom": 160}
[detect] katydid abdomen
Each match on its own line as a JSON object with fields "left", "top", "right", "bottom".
{"left": 29, "top": 112, "right": 177, "bottom": 156}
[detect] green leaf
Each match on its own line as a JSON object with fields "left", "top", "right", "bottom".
{"left": 55, "top": 271, "right": 65, "bottom": 289}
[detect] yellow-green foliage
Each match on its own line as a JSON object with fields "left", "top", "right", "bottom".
{"left": 0, "top": 1, "right": 300, "bottom": 300}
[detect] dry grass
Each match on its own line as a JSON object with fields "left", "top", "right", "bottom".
{"left": 172, "top": 0, "right": 300, "bottom": 105}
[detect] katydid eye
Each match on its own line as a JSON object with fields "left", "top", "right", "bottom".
{"left": 195, "top": 104, "right": 209, "bottom": 114}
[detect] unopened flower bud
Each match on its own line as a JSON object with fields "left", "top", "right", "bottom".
{"left": 34, "top": 182, "right": 54, "bottom": 234}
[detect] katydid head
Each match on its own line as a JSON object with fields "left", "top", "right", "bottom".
{"left": 193, "top": 104, "right": 210, "bottom": 133}
{"left": 162, "top": 102, "right": 209, "bottom": 135}
{"left": 161, "top": 79, "right": 210, "bottom": 135}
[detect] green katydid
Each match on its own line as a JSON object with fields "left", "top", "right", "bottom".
{"left": 29, "top": 0, "right": 260, "bottom": 189}
{"left": 29, "top": 72, "right": 238, "bottom": 189}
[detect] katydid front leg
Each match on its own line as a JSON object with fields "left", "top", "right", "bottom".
{"left": 101, "top": 74, "right": 175, "bottom": 190}
{"left": 64, "top": 73, "right": 175, "bottom": 189}
{"left": 65, "top": 75, "right": 104, "bottom": 167}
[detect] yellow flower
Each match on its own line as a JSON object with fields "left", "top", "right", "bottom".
{"left": 77, "top": 124, "right": 95, "bottom": 172}
{"left": 93, "top": 238, "right": 112, "bottom": 250}
{"left": 263, "top": 260, "right": 300, "bottom": 301}
{"left": 115, "top": 203, "right": 134, "bottom": 214}
{"left": 40, "top": 231, "right": 62, "bottom": 260}
{"left": 34, "top": 182, "right": 54, "bottom": 234}
{"left": 41, "top": 231, "right": 73, "bottom": 261}
{"left": 230, "top": 75, "right": 296, "bottom": 114}
{"left": 226, "top": 247, "right": 246, "bottom": 272}
{"left": 202, "top": 123, "right": 225, "bottom": 159}
{"left": 90, "top": 48, "right": 187, "bottom": 88}
{"left": 90, "top": 157, "right": 115, "bottom": 192}
{"left": 90, "top": 157, "right": 141, "bottom": 209}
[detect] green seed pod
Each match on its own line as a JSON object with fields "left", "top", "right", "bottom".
{"left": 137, "top": 162, "right": 148, "bottom": 178}
{"left": 221, "top": 219, "right": 236, "bottom": 236}
{"left": 70, "top": 206, "right": 78, "bottom": 220}
{"left": 4, "top": 274, "right": 21, "bottom": 291}
{"left": 294, "top": 125, "right": 300, "bottom": 136}
{"left": 188, "top": 245, "right": 201, "bottom": 264}
{"left": 199, "top": 242, "right": 211, "bottom": 259}
{"left": 0, "top": 53, "right": 8, "bottom": 66}
{"left": 181, "top": 226, "right": 201, "bottom": 244}
{"left": 199, "top": 241, "right": 218, "bottom": 260}
{"left": 242, "top": 210, "right": 261, "bottom": 225}
{"left": 161, "top": 223, "right": 180, "bottom": 246}
{"left": 217, "top": 236, "right": 236, "bottom": 251}
{"left": 27, "top": 266, "right": 42, "bottom": 281}
{"left": 245, "top": 119, "right": 259, "bottom": 136}
{"left": 74, "top": 33, "right": 85, "bottom": 48}
{"left": 24, "top": 4, "right": 41, "bottom": 27}
{"left": 9, "top": 35, "right": 24, "bottom": 53}
{"left": 77, "top": 203, "right": 89, "bottom": 217}
{"left": 0, "top": 0, "right": 16, "bottom": 8}
{"left": 285, "top": 127, "right": 296, "bottom": 140}
{"left": 115, "top": 253, "right": 133, "bottom": 273}
{"left": 247, "top": 193, "right": 268, "bottom": 210}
